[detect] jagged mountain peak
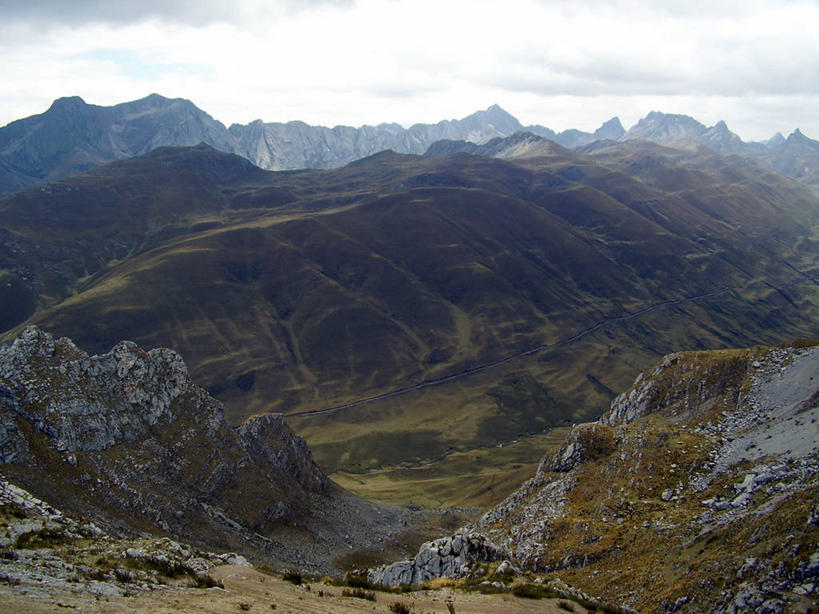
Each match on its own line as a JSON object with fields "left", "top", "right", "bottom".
{"left": 484, "top": 103, "right": 515, "bottom": 119}
{"left": 593, "top": 116, "right": 625, "bottom": 140}
{"left": 624, "top": 111, "right": 708, "bottom": 142}
{"left": 458, "top": 104, "right": 523, "bottom": 134}
{"left": 787, "top": 127, "right": 819, "bottom": 148}
{"left": 767, "top": 132, "right": 786, "bottom": 147}
{"left": 47, "top": 95, "right": 89, "bottom": 111}
{"left": 2, "top": 95, "right": 818, "bottom": 197}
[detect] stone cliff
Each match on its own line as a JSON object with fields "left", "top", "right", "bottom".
{"left": 370, "top": 341, "right": 819, "bottom": 613}
{"left": 0, "top": 326, "right": 406, "bottom": 572}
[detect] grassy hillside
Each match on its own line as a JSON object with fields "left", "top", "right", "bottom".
{"left": 2, "top": 143, "right": 817, "bottom": 507}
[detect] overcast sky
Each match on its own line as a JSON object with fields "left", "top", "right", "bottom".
{"left": 1, "top": 0, "right": 817, "bottom": 141}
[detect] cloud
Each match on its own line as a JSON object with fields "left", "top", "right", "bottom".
{"left": 0, "top": 0, "right": 816, "bottom": 141}
{"left": 0, "top": 0, "right": 354, "bottom": 27}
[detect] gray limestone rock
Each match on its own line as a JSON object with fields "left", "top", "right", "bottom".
{"left": 368, "top": 532, "right": 506, "bottom": 586}
{"left": 0, "top": 326, "right": 329, "bottom": 556}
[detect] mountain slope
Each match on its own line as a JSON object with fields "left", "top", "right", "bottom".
{"left": 2, "top": 142, "right": 817, "bottom": 483}
{"left": 0, "top": 326, "right": 409, "bottom": 572}
{"left": 0, "top": 95, "right": 234, "bottom": 190}
{"left": 371, "top": 340, "right": 819, "bottom": 612}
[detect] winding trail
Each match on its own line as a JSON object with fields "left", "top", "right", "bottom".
{"left": 285, "top": 274, "right": 819, "bottom": 420}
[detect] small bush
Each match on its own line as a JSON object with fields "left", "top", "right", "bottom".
{"left": 512, "top": 583, "right": 545, "bottom": 599}
{"left": 389, "top": 603, "right": 411, "bottom": 614}
{"left": 282, "top": 570, "right": 302, "bottom": 585}
{"left": 476, "top": 582, "right": 508, "bottom": 595}
{"left": 0, "top": 504, "right": 27, "bottom": 520}
{"left": 344, "top": 571, "right": 373, "bottom": 589}
{"left": 342, "top": 587, "right": 376, "bottom": 601}
{"left": 14, "top": 528, "right": 69, "bottom": 549}
{"left": 558, "top": 600, "right": 576, "bottom": 612}
{"left": 124, "top": 556, "right": 187, "bottom": 578}
{"left": 197, "top": 574, "right": 224, "bottom": 589}
{"left": 238, "top": 603, "right": 251, "bottom": 611}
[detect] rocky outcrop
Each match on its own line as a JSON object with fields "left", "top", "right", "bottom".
{"left": 548, "top": 423, "right": 616, "bottom": 472}
{"left": 368, "top": 532, "right": 506, "bottom": 586}
{"left": 237, "top": 413, "right": 328, "bottom": 493}
{"left": 0, "top": 475, "right": 252, "bottom": 603}
{"left": 0, "top": 326, "right": 330, "bottom": 556}
{"left": 494, "top": 342, "right": 819, "bottom": 611}
{"left": 373, "top": 342, "right": 818, "bottom": 611}
{"left": 600, "top": 349, "right": 751, "bottom": 426}
{"left": 0, "top": 326, "right": 194, "bottom": 452}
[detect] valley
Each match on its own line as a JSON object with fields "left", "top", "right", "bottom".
{"left": 2, "top": 133, "right": 818, "bottom": 512}
{"left": 0, "top": 97, "right": 817, "bottom": 612}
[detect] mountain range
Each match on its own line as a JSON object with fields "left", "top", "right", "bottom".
{"left": 0, "top": 95, "right": 817, "bottom": 612}
{"left": 1, "top": 135, "right": 817, "bottom": 481}
{"left": 1, "top": 94, "right": 817, "bottom": 197}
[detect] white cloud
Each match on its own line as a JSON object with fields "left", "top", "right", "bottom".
{"left": 0, "top": 0, "right": 816, "bottom": 141}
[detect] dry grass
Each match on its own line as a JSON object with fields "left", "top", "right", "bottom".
{"left": 0, "top": 564, "right": 600, "bottom": 613}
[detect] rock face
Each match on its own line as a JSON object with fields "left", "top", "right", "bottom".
{"left": 0, "top": 96, "right": 534, "bottom": 195}
{"left": 0, "top": 327, "right": 195, "bottom": 453}
{"left": 373, "top": 342, "right": 819, "bottom": 612}
{"left": 11, "top": 95, "right": 811, "bottom": 198}
{"left": 0, "top": 326, "right": 336, "bottom": 558}
{"left": 623, "top": 111, "right": 711, "bottom": 143}
{"left": 368, "top": 532, "right": 506, "bottom": 586}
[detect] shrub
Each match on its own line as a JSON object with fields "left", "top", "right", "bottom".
{"left": 197, "top": 574, "right": 224, "bottom": 589}
{"left": 344, "top": 571, "right": 373, "bottom": 589}
{"left": 0, "top": 504, "right": 27, "bottom": 520}
{"left": 512, "top": 583, "right": 545, "bottom": 599}
{"left": 14, "top": 528, "right": 69, "bottom": 549}
{"left": 558, "top": 600, "right": 576, "bottom": 612}
{"left": 282, "top": 570, "right": 302, "bottom": 585}
{"left": 388, "top": 602, "right": 412, "bottom": 614}
{"left": 342, "top": 587, "right": 376, "bottom": 601}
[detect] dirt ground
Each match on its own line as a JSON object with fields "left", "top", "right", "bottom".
{"left": 0, "top": 565, "right": 593, "bottom": 614}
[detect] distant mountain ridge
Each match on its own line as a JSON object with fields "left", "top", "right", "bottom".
{"left": 2, "top": 94, "right": 816, "bottom": 196}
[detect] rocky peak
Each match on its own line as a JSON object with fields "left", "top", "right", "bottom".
{"left": 766, "top": 132, "right": 786, "bottom": 148}
{"left": 46, "top": 96, "right": 89, "bottom": 114}
{"left": 457, "top": 104, "right": 523, "bottom": 139}
{"left": 699, "top": 120, "right": 745, "bottom": 153}
{"left": 786, "top": 128, "right": 819, "bottom": 149}
{"left": 0, "top": 326, "right": 335, "bottom": 559}
{"left": 624, "top": 111, "right": 707, "bottom": 142}
{"left": 593, "top": 116, "right": 625, "bottom": 140}
{"left": 0, "top": 326, "right": 192, "bottom": 452}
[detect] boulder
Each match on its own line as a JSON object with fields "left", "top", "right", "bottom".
{"left": 368, "top": 532, "right": 506, "bottom": 586}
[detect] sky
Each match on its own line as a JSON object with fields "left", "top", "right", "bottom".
{"left": 1, "top": 0, "right": 817, "bottom": 142}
